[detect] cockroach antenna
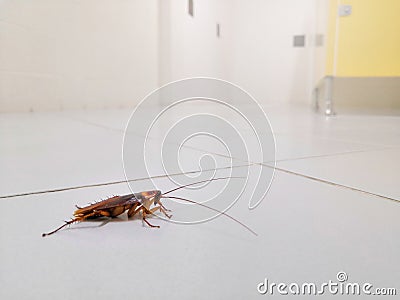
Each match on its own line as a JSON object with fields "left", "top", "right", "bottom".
{"left": 161, "top": 195, "right": 257, "bottom": 236}
{"left": 162, "top": 176, "right": 245, "bottom": 195}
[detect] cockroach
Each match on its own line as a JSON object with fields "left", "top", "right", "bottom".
{"left": 42, "top": 177, "right": 257, "bottom": 237}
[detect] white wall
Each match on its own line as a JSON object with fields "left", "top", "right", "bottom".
{"left": 0, "top": 0, "right": 319, "bottom": 112}
{"left": 314, "top": 0, "right": 330, "bottom": 85}
{"left": 0, "top": 0, "right": 159, "bottom": 112}
{"left": 229, "top": 0, "right": 316, "bottom": 104}
{"left": 159, "top": 0, "right": 317, "bottom": 105}
{"left": 159, "top": 0, "right": 231, "bottom": 85}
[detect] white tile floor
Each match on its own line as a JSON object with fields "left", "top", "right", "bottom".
{"left": 1, "top": 104, "right": 399, "bottom": 299}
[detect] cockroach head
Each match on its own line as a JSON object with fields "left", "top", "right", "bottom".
{"left": 153, "top": 190, "right": 162, "bottom": 205}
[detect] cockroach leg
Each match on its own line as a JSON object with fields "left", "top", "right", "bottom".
{"left": 142, "top": 218, "right": 160, "bottom": 228}
{"left": 148, "top": 204, "right": 172, "bottom": 219}
{"left": 142, "top": 217, "right": 160, "bottom": 228}
{"left": 159, "top": 206, "right": 172, "bottom": 219}
{"left": 159, "top": 202, "right": 172, "bottom": 212}
{"left": 127, "top": 203, "right": 140, "bottom": 218}
{"left": 142, "top": 209, "right": 160, "bottom": 228}
{"left": 42, "top": 218, "right": 77, "bottom": 237}
{"left": 42, "top": 210, "right": 107, "bottom": 237}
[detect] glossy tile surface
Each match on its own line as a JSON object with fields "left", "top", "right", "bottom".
{"left": 1, "top": 105, "right": 399, "bottom": 299}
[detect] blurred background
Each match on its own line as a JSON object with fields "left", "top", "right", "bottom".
{"left": 1, "top": 0, "right": 398, "bottom": 113}
{"left": 1, "top": 2, "right": 400, "bottom": 299}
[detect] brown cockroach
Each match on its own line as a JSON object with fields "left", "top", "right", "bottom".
{"left": 42, "top": 177, "right": 257, "bottom": 237}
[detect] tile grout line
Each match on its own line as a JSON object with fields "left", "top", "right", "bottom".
{"left": 60, "top": 114, "right": 124, "bottom": 134}
{"left": 2, "top": 157, "right": 399, "bottom": 204}
{"left": 274, "top": 146, "right": 398, "bottom": 163}
{"left": 199, "top": 151, "right": 400, "bottom": 204}
{"left": 266, "top": 164, "right": 400, "bottom": 204}
{"left": 277, "top": 130, "right": 400, "bottom": 149}
{"left": 174, "top": 143, "right": 400, "bottom": 204}
{"left": 0, "top": 163, "right": 256, "bottom": 199}
{"left": 9, "top": 113, "right": 397, "bottom": 204}
{"left": 174, "top": 148, "right": 400, "bottom": 204}
{"left": 65, "top": 113, "right": 400, "bottom": 168}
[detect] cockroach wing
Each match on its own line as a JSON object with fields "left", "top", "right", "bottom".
{"left": 74, "top": 194, "right": 137, "bottom": 216}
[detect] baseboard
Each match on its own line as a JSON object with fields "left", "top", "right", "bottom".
{"left": 314, "top": 76, "right": 400, "bottom": 115}
{"left": 333, "top": 77, "right": 400, "bottom": 110}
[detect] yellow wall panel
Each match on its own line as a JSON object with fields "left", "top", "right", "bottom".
{"left": 326, "top": 0, "right": 400, "bottom": 77}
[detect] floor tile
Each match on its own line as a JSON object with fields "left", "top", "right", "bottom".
{"left": 277, "top": 148, "right": 400, "bottom": 200}
{"left": 0, "top": 167, "right": 398, "bottom": 299}
{"left": 1, "top": 105, "right": 400, "bottom": 299}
